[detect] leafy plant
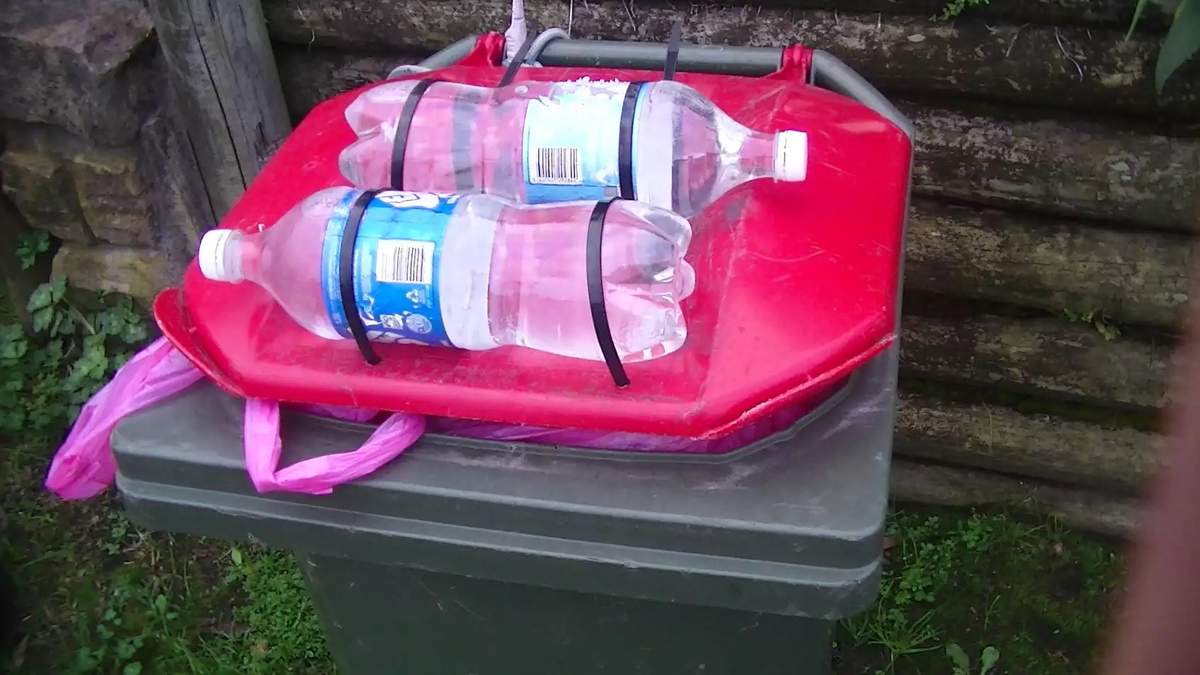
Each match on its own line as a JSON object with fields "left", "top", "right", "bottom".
{"left": 102, "top": 512, "right": 134, "bottom": 556}
{"left": 839, "top": 509, "right": 1122, "bottom": 673}
{"left": 15, "top": 231, "right": 50, "bottom": 270}
{"left": 59, "top": 568, "right": 200, "bottom": 675}
{"left": 937, "top": 0, "right": 990, "bottom": 20}
{"left": 947, "top": 643, "right": 1001, "bottom": 675}
{"left": 1063, "top": 308, "right": 1121, "bottom": 341}
{"left": 1129, "top": 0, "right": 1200, "bottom": 92}
{"left": 980, "top": 646, "right": 1001, "bottom": 674}
{"left": 220, "top": 549, "right": 332, "bottom": 673}
{"left": 1, "top": 244, "right": 148, "bottom": 436}
{"left": 844, "top": 603, "right": 941, "bottom": 673}
{"left": 63, "top": 581, "right": 153, "bottom": 674}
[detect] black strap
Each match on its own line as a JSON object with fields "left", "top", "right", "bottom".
{"left": 340, "top": 190, "right": 382, "bottom": 365}
{"left": 616, "top": 20, "right": 680, "bottom": 200}
{"left": 390, "top": 79, "right": 437, "bottom": 189}
{"left": 663, "top": 21, "right": 683, "bottom": 81}
{"left": 498, "top": 34, "right": 537, "bottom": 87}
{"left": 617, "top": 82, "right": 644, "bottom": 200}
{"left": 587, "top": 200, "right": 630, "bottom": 388}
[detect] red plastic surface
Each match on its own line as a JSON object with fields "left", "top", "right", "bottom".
{"left": 155, "top": 33, "right": 911, "bottom": 439}
{"left": 780, "top": 44, "right": 814, "bottom": 80}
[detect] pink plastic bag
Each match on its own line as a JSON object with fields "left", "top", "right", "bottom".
{"left": 46, "top": 338, "right": 421, "bottom": 500}
{"left": 48, "top": 337, "right": 814, "bottom": 503}
{"left": 242, "top": 399, "right": 424, "bottom": 495}
{"left": 45, "top": 337, "right": 205, "bottom": 500}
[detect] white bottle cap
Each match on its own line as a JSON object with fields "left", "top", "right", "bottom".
{"left": 773, "top": 130, "right": 808, "bottom": 182}
{"left": 197, "top": 229, "right": 240, "bottom": 282}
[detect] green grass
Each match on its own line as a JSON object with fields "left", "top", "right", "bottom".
{"left": 2, "top": 431, "right": 1125, "bottom": 674}
{"left": 836, "top": 509, "right": 1124, "bottom": 675}
{"left": 0, "top": 439, "right": 333, "bottom": 674}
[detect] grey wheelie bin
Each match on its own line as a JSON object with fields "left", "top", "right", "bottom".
{"left": 113, "top": 39, "right": 911, "bottom": 675}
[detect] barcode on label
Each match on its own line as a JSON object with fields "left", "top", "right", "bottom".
{"left": 375, "top": 240, "right": 434, "bottom": 285}
{"left": 532, "top": 147, "right": 582, "bottom": 185}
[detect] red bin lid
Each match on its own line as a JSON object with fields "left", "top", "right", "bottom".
{"left": 155, "top": 35, "right": 912, "bottom": 439}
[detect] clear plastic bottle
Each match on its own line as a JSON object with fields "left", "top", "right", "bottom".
{"left": 338, "top": 79, "right": 807, "bottom": 218}
{"left": 196, "top": 188, "right": 696, "bottom": 363}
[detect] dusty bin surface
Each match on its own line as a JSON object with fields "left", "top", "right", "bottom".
{"left": 112, "top": 346, "right": 896, "bottom": 675}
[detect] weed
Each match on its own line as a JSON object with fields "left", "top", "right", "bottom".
{"left": 837, "top": 507, "right": 1123, "bottom": 674}
{"left": 1062, "top": 308, "right": 1122, "bottom": 341}
{"left": 937, "top": 0, "right": 990, "bottom": 21}
{"left": 1128, "top": 0, "right": 1200, "bottom": 93}
{"left": 1, "top": 442, "right": 208, "bottom": 672}
{"left": 1, "top": 239, "right": 334, "bottom": 673}
{"left": 214, "top": 549, "right": 332, "bottom": 674}
{"left": 101, "top": 512, "right": 134, "bottom": 556}
{"left": 1, "top": 436, "right": 334, "bottom": 673}
{"left": 14, "top": 231, "right": 50, "bottom": 271}
{"left": 947, "top": 643, "right": 1000, "bottom": 675}
{"left": 845, "top": 604, "right": 941, "bottom": 672}
{"left": 0, "top": 246, "right": 148, "bottom": 435}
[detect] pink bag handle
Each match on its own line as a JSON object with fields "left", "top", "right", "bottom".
{"left": 46, "top": 338, "right": 205, "bottom": 500}
{"left": 243, "top": 399, "right": 425, "bottom": 495}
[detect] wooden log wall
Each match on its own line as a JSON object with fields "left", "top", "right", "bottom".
{"left": 263, "top": 0, "right": 1198, "bottom": 534}
{"left": 149, "top": 0, "right": 292, "bottom": 220}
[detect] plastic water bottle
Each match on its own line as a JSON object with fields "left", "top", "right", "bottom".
{"left": 338, "top": 79, "right": 807, "bottom": 218}
{"left": 196, "top": 188, "right": 695, "bottom": 363}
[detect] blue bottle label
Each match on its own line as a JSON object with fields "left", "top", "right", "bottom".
{"left": 522, "top": 81, "right": 632, "bottom": 203}
{"left": 321, "top": 191, "right": 459, "bottom": 346}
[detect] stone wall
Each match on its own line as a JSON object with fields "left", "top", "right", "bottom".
{"left": 0, "top": 0, "right": 209, "bottom": 303}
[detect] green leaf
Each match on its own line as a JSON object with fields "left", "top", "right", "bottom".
{"left": 115, "top": 638, "right": 138, "bottom": 660}
{"left": 122, "top": 662, "right": 144, "bottom": 675}
{"left": 979, "top": 646, "right": 1000, "bottom": 675}
{"left": 1128, "top": 0, "right": 1157, "bottom": 37}
{"left": 1157, "top": 0, "right": 1200, "bottom": 93}
{"left": 73, "top": 646, "right": 99, "bottom": 671}
{"left": 0, "top": 409, "right": 25, "bottom": 433}
{"left": 1126, "top": 0, "right": 1178, "bottom": 37}
{"left": 154, "top": 593, "right": 168, "bottom": 615}
{"left": 14, "top": 230, "right": 50, "bottom": 269}
{"left": 946, "top": 643, "right": 970, "bottom": 675}
{"left": 26, "top": 283, "right": 54, "bottom": 312}
{"left": 83, "top": 332, "right": 106, "bottom": 353}
{"left": 32, "top": 306, "right": 54, "bottom": 333}
{"left": 231, "top": 547, "right": 244, "bottom": 567}
{"left": 97, "top": 308, "right": 126, "bottom": 336}
{"left": 0, "top": 325, "right": 28, "bottom": 360}
{"left": 54, "top": 310, "right": 77, "bottom": 337}
{"left": 121, "top": 321, "right": 148, "bottom": 344}
{"left": 0, "top": 323, "right": 22, "bottom": 342}
{"left": 1094, "top": 318, "right": 1122, "bottom": 341}
{"left": 40, "top": 339, "right": 64, "bottom": 369}
{"left": 50, "top": 276, "right": 66, "bottom": 303}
